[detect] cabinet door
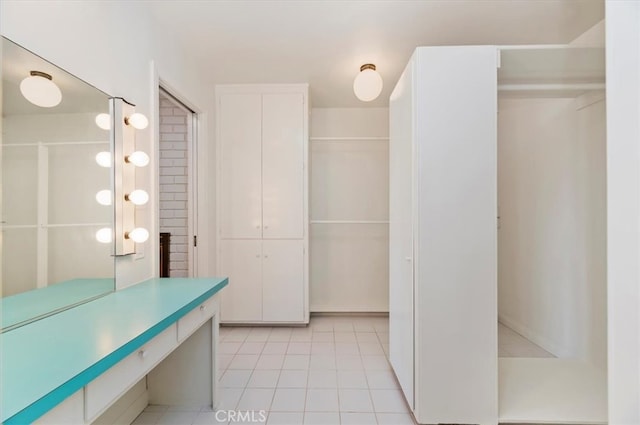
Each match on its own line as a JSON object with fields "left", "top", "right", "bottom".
{"left": 262, "top": 93, "right": 305, "bottom": 239}
{"left": 219, "top": 94, "right": 263, "bottom": 239}
{"left": 219, "top": 240, "right": 262, "bottom": 322}
{"left": 262, "top": 240, "right": 304, "bottom": 322}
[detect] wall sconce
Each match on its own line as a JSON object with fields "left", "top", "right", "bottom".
{"left": 353, "top": 64, "right": 383, "bottom": 102}
{"left": 112, "top": 97, "right": 150, "bottom": 255}
{"left": 20, "top": 70, "right": 62, "bottom": 108}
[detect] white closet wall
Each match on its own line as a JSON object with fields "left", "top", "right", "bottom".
{"left": 310, "top": 107, "right": 389, "bottom": 312}
{"left": 497, "top": 95, "right": 606, "bottom": 365}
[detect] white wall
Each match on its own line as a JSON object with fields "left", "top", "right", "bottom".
{"left": 497, "top": 96, "right": 606, "bottom": 365}
{"left": 605, "top": 1, "right": 640, "bottom": 423}
{"left": 1, "top": 1, "right": 214, "bottom": 288}
{"left": 310, "top": 107, "right": 389, "bottom": 312}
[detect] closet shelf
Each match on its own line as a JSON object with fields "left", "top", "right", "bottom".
{"left": 1, "top": 222, "right": 110, "bottom": 229}
{"left": 498, "top": 46, "right": 605, "bottom": 97}
{"left": 2, "top": 141, "right": 109, "bottom": 147}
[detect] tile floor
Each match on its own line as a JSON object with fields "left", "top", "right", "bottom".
{"left": 133, "top": 316, "right": 552, "bottom": 425}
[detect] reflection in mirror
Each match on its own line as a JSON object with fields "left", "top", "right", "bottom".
{"left": 1, "top": 36, "right": 114, "bottom": 331}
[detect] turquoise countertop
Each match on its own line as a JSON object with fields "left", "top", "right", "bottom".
{"left": 0, "top": 277, "right": 228, "bottom": 424}
{"left": 1, "top": 278, "right": 114, "bottom": 331}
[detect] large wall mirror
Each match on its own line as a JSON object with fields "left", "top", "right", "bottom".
{"left": 1, "top": 36, "right": 114, "bottom": 331}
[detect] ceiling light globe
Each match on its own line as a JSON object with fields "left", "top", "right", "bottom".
{"left": 95, "top": 189, "right": 112, "bottom": 206}
{"left": 19, "top": 72, "right": 62, "bottom": 108}
{"left": 353, "top": 65, "right": 383, "bottom": 102}
{"left": 127, "top": 227, "right": 149, "bottom": 243}
{"left": 126, "top": 151, "right": 150, "bottom": 167}
{"left": 127, "top": 189, "right": 149, "bottom": 206}
{"left": 95, "top": 113, "right": 111, "bottom": 130}
{"left": 127, "top": 113, "right": 149, "bottom": 130}
{"left": 95, "top": 228, "right": 113, "bottom": 244}
{"left": 95, "top": 151, "right": 112, "bottom": 168}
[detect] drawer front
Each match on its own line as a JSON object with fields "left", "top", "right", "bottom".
{"left": 85, "top": 324, "right": 177, "bottom": 421}
{"left": 177, "top": 296, "right": 217, "bottom": 342}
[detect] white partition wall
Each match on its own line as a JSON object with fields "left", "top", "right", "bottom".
{"left": 389, "top": 46, "right": 498, "bottom": 425}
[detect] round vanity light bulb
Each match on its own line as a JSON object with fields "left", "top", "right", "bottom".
{"left": 95, "top": 113, "right": 111, "bottom": 130}
{"left": 127, "top": 113, "right": 149, "bottom": 130}
{"left": 126, "top": 151, "right": 149, "bottom": 167}
{"left": 95, "top": 228, "right": 113, "bottom": 244}
{"left": 353, "top": 64, "right": 383, "bottom": 102}
{"left": 95, "top": 151, "right": 112, "bottom": 168}
{"left": 127, "top": 227, "right": 149, "bottom": 243}
{"left": 95, "top": 189, "right": 112, "bottom": 206}
{"left": 20, "top": 71, "right": 62, "bottom": 108}
{"left": 126, "top": 189, "right": 149, "bottom": 206}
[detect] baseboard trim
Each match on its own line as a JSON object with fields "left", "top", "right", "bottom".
{"left": 310, "top": 311, "right": 389, "bottom": 317}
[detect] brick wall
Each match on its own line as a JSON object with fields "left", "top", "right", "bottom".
{"left": 159, "top": 93, "right": 189, "bottom": 277}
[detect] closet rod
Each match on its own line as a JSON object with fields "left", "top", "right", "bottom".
{"left": 2, "top": 141, "right": 109, "bottom": 147}
{"left": 310, "top": 137, "right": 389, "bottom": 142}
{"left": 310, "top": 220, "right": 389, "bottom": 224}
{"left": 498, "top": 83, "right": 605, "bottom": 92}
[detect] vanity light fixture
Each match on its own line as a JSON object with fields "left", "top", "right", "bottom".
{"left": 125, "top": 151, "right": 150, "bottom": 167}
{"left": 113, "top": 97, "right": 149, "bottom": 255}
{"left": 20, "top": 70, "right": 62, "bottom": 108}
{"left": 125, "top": 227, "right": 150, "bottom": 243}
{"left": 125, "top": 189, "right": 149, "bottom": 206}
{"left": 125, "top": 113, "right": 149, "bottom": 130}
{"left": 353, "top": 64, "right": 383, "bottom": 102}
{"left": 95, "top": 189, "right": 112, "bottom": 206}
{"left": 95, "top": 113, "right": 111, "bottom": 130}
{"left": 95, "top": 227, "right": 113, "bottom": 244}
{"left": 95, "top": 151, "right": 112, "bottom": 168}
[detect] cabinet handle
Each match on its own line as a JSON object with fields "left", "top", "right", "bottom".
{"left": 138, "top": 349, "right": 147, "bottom": 359}
{"left": 256, "top": 254, "right": 260, "bottom": 258}
{"left": 405, "top": 257, "right": 412, "bottom": 262}
{"left": 264, "top": 225, "right": 269, "bottom": 229}
{"left": 256, "top": 225, "right": 261, "bottom": 229}
{"left": 200, "top": 305, "right": 206, "bottom": 312}
{"left": 264, "top": 255, "right": 269, "bottom": 259}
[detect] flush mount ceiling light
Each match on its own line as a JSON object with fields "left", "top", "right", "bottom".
{"left": 353, "top": 64, "right": 383, "bottom": 102}
{"left": 20, "top": 70, "right": 62, "bottom": 108}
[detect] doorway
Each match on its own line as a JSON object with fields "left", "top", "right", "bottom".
{"left": 158, "top": 87, "right": 198, "bottom": 277}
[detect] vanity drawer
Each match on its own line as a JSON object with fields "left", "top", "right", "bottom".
{"left": 84, "top": 324, "right": 178, "bottom": 421}
{"left": 177, "top": 296, "right": 217, "bottom": 342}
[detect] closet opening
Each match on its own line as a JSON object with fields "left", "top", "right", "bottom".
{"left": 158, "top": 87, "right": 198, "bottom": 277}
{"left": 496, "top": 46, "right": 607, "bottom": 424}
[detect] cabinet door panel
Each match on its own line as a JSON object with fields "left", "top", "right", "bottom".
{"left": 219, "top": 240, "right": 262, "bottom": 322}
{"left": 219, "top": 94, "right": 262, "bottom": 239}
{"left": 262, "top": 240, "right": 304, "bottom": 322}
{"left": 262, "top": 93, "right": 305, "bottom": 239}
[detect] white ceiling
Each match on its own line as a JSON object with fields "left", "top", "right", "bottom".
{"left": 146, "top": 0, "right": 604, "bottom": 108}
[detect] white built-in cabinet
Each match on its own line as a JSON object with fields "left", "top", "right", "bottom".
{"left": 216, "top": 84, "right": 309, "bottom": 324}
